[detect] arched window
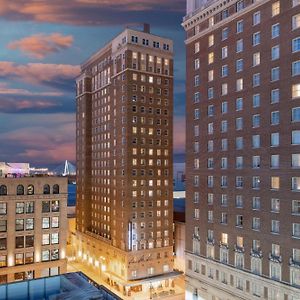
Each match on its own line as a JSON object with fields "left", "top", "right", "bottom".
{"left": 53, "top": 184, "right": 59, "bottom": 195}
{"left": 16, "top": 185, "right": 24, "bottom": 195}
{"left": 43, "top": 184, "right": 50, "bottom": 195}
{"left": 0, "top": 185, "right": 7, "bottom": 196}
{"left": 27, "top": 185, "right": 34, "bottom": 195}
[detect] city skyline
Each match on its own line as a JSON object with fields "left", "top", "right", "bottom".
{"left": 0, "top": 0, "right": 186, "bottom": 166}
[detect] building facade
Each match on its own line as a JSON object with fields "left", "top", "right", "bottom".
{"left": 0, "top": 177, "right": 67, "bottom": 283}
{"left": 74, "top": 25, "right": 177, "bottom": 296}
{"left": 183, "top": 1, "right": 300, "bottom": 299}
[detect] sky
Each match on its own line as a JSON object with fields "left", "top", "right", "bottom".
{"left": 0, "top": 0, "right": 186, "bottom": 168}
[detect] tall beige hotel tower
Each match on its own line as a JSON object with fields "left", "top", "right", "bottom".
{"left": 183, "top": 0, "right": 300, "bottom": 299}
{"left": 74, "top": 25, "right": 176, "bottom": 296}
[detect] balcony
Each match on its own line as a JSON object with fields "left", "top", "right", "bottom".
{"left": 234, "top": 244, "right": 245, "bottom": 253}
{"left": 206, "top": 238, "right": 215, "bottom": 246}
{"left": 289, "top": 257, "right": 300, "bottom": 268}
{"left": 269, "top": 253, "right": 282, "bottom": 263}
{"left": 251, "top": 248, "right": 263, "bottom": 258}
{"left": 219, "top": 242, "right": 229, "bottom": 249}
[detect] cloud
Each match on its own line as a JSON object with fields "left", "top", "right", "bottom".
{"left": 0, "top": 113, "right": 75, "bottom": 164}
{"left": 0, "top": 61, "right": 80, "bottom": 87}
{"left": 0, "top": 0, "right": 184, "bottom": 26}
{"left": 7, "top": 33, "right": 74, "bottom": 59}
{"left": 0, "top": 98, "right": 61, "bottom": 113}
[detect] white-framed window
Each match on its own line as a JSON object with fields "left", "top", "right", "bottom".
{"left": 271, "top": 198, "right": 280, "bottom": 213}
{"left": 293, "top": 84, "right": 300, "bottom": 98}
{"left": 272, "top": 1, "right": 280, "bottom": 16}
{"left": 236, "top": 78, "right": 243, "bottom": 91}
{"left": 253, "top": 52, "right": 260, "bottom": 66}
{"left": 253, "top": 94, "right": 260, "bottom": 107}
{"left": 293, "top": 14, "right": 300, "bottom": 30}
{"left": 271, "top": 45, "right": 280, "bottom": 60}
{"left": 293, "top": 223, "right": 300, "bottom": 238}
{"left": 292, "top": 154, "right": 300, "bottom": 168}
{"left": 293, "top": 37, "right": 300, "bottom": 52}
{"left": 271, "top": 155, "right": 279, "bottom": 168}
{"left": 272, "top": 23, "right": 280, "bottom": 38}
{"left": 292, "top": 60, "right": 300, "bottom": 76}
{"left": 292, "top": 130, "right": 300, "bottom": 144}
{"left": 236, "top": 39, "right": 243, "bottom": 52}
{"left": 236, "top": 20, "right": 244, "bottom": 33}
{"left": 271, "top": 132, "right": 279, "bottom": 147}
{"left": 271, "top": 220, "right": 280, "bottom": 234}
{"left": 253, "top": 11, "right": 261, "bottom": 25}
{"left": 271, "top": 176, "right": 280, "bottom": 190}
{"left": 271, "top": 89, "right": 280, "bottom": 103}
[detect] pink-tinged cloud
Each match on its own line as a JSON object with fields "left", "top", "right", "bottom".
{"left": 174, "top": 116, "right": 185, "bottom": 154}
{"left": 0, "top": 0, "right": 184, "bottom": 26}
{"left": 0, "top": 61, "right": 80, "bottom": 85}
{"left": 0, "top": 113, "right": 75, "bottom": 164}
{"left": 0, "top": 98, "right": 61, "bottom": 112}
{"left": 8, "top": 33, "right": 73, "bottom": 59}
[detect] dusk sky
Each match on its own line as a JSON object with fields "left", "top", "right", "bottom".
{"left": 0, "top": 0, "right": 186, "bottom": 167}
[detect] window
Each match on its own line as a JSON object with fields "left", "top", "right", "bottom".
{"left": 194, "top": 75, "right": 200, "bottom": 86}
{"left": 236, "top": 117, "right": 243, "bottom": 130}
{"left": 15, "top": 253, "right": 24, "bottom": 265}
{"left": 236, "top": 137, "right": 243, "bottom": 150}
{"left": 42, "top": 250, "right": 50, "bottom": 262}
{"left": 252, "top": 217, "right": 260, "bottom": 230}
{"left": 236, "top": 39, "right": 243, "bottom": 52}
{"left": 272, "top": 45, "right": 280, "bottom": 60}
{"left": 293, "top": 84, "right": 300, "bottom": 98}
{"left": 0, "top": 203, "right": 6, "bottom": 215}
{"left": 52, "top": 200, "right": 59, "bottom": 212}
{"left": 236, "top": 98, "right": 243, "bottom": 111}
{"left": 292, "top": 200, "right": 300, "bottom": 214}
{"left": 236, "top": 156, "right": 243, "bottom": 169}
{"left": 272, "top": 1, "right": 280, "bottom": 16}
{"left": 42, "top": 234, "right": 50, "bottom": 245}
{"left": 25, "top": 235, "right": 34, "bottom": 248}
{"left": 42, "top": 201, "right": 50, "bottom": 213}
{"left": 271, "top": 111, "right": 280, "bottom": 125}
{"left": 292, "top": 154, "right": 300, "bottom": 168}
{"left": 194, "top": 58, "right": 200, "bottom": 70}
{"left": 26, "top": 202, "right": 34, "bottom": 214}
{"left": 252, "top": 176, "right": 260, "bottom": 189}
{"left": 293, "top": 37, "right": 300, "bottom": 52}
{"left": 16, "top": 236, "right": 24, "bottom": 248}
{"left": 236, "top": 59, "right": 243, "bottom": 72}
{"left": 208, "top": 35, "right": 214, "bottom": 47}
{"left": 221, "top": 233, "right": 228, "bottom": 245}
{"left": 271, "top": 155, "right": 279, "bottom": 168}
{"left": 25, "top": 218, "right": 34, "bottom": 231}
{"left": 236, "top": 78, "right": 243, "bottom": 91}
{"left": 16, "top": 185, "right": 24, "bottom": 195}
{"left": 271, "top": 220, "right": 280, "bottom": 234}
{"left": 292, "top": 130, "right": 300, "bottom": 144}
{"left": 16, "top": 219, "right": 24, "bottom": 231}
{"left": 0, "top": 238, "right": 6, "bottom": 250}
{"left": 237, "top": 20, "right": 243, "bottom": 33}
{"left": 222, "top": 28, "right": 229, "bottom": 40}
{"left": 222, "top": 83, "right": 228, "bottom": 95}
{"left": 236, "top": 176, "right": 244, "bottom": 188}
{"left": 236, "top": 195, "right": 243, "bottom": 208}
{"left": 253, "top": 32, "right": 260, "bottom": 46}
{"left": 293, "top": 14, "right": 300, "bottom": 30}
{"left": 293, "top": 61, "right": 300, "bottom": 76}
{"left": 51, "top": 233, "right": 59, "bottom": 244}
{"left": 271, "top": 177, "right": 280, "bottom": 190}
{"left": 236, "top": 0, "right": 245, "bottom": 11}
{"left": 253, "top": 73, "right": 260, "bottom": 86}
{"left": 271, "top": 67, "right": 280, "bottom": 81}
{"left": 252, "top": 135, "right": 260, "bottom": 148}
{"left": 222, "top": 65, "right": 228, "bottom": 77}
{"left": 208, "top": 87, "right": 214, "bottom": 99}
{"left": 252, "top": 156, "right": 260, "bottom": 168}
{"left": 293, "top": 223, "right": 300, "bottom": 238}
{"left": 43, "top": 184, "right": 50, "bottom": 194}
{"left": 208, "top": 70, "right": 214, "bottom": 81}
{"left": 16, "top": 202, "right": 24, "bottom": 214}
{"left": 208, "top": 52, "right": 214, "bottom": 64}
{"left": 52, "top": 217, "right": 59, "bottom": 228}
{"left": 253, "top": 94, "right": 260, "bottom": 107}
{"left": 222, "top": 139, "right": 228, "bottom": 151}
{"left": 0, "top": 220, "right": 6, "bottom": 232}
{"left": 253, "top": 52, "right": 260, "bottom": 66}
{"left": 271, "top": 89, "right": 280, "bottom": 103}
{"left": 252, "top": 114, "right": 260, "bottom": 128}
{"left": 194, "top": 42, "right": 200, "bottom": 53}
{"left": 272, "top": 24, "right": 280, "bottom": 38}
{"left": 222, "top": 46, "right": 228, "bottom": 59}
{"left": 42, "top": 217, "right": 50, "bottom": 229}
{"left": 292, "top": 177, "right": 300, "bottom": 191}
{"left": 27, "top": 185, "right": 34, "bottom": 195}
{"left": 253, "top": 11, "right": 261, "bottom": 25}
{"left": 252, "top": 197, "right": 261, "bottom": 210}
{"left": 221, "top": 212, "right": 228, "bottom": 224}
{"left": 271, "top": 132, "right": 279, "bottom": 147}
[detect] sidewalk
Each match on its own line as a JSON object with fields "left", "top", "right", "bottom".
{"left": 67, "top": 260, "right": 185, "bottom": 300}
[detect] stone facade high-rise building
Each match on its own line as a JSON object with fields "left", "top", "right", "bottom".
{"left": 0, "top": 177, "right": 67, "bottom": 284}
{"left": 183, "top": 1, "right": 300, "bottom": 299}
{"left": 74, "top": 25, "right": 177, "bottom": 296}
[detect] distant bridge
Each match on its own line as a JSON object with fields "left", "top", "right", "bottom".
{"left": 52, "top": 160, "right": 76, "bottom": 176}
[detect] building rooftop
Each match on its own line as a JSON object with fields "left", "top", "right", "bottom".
{"left": 0, "top": 272, "right": 121, "bottom": 300}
